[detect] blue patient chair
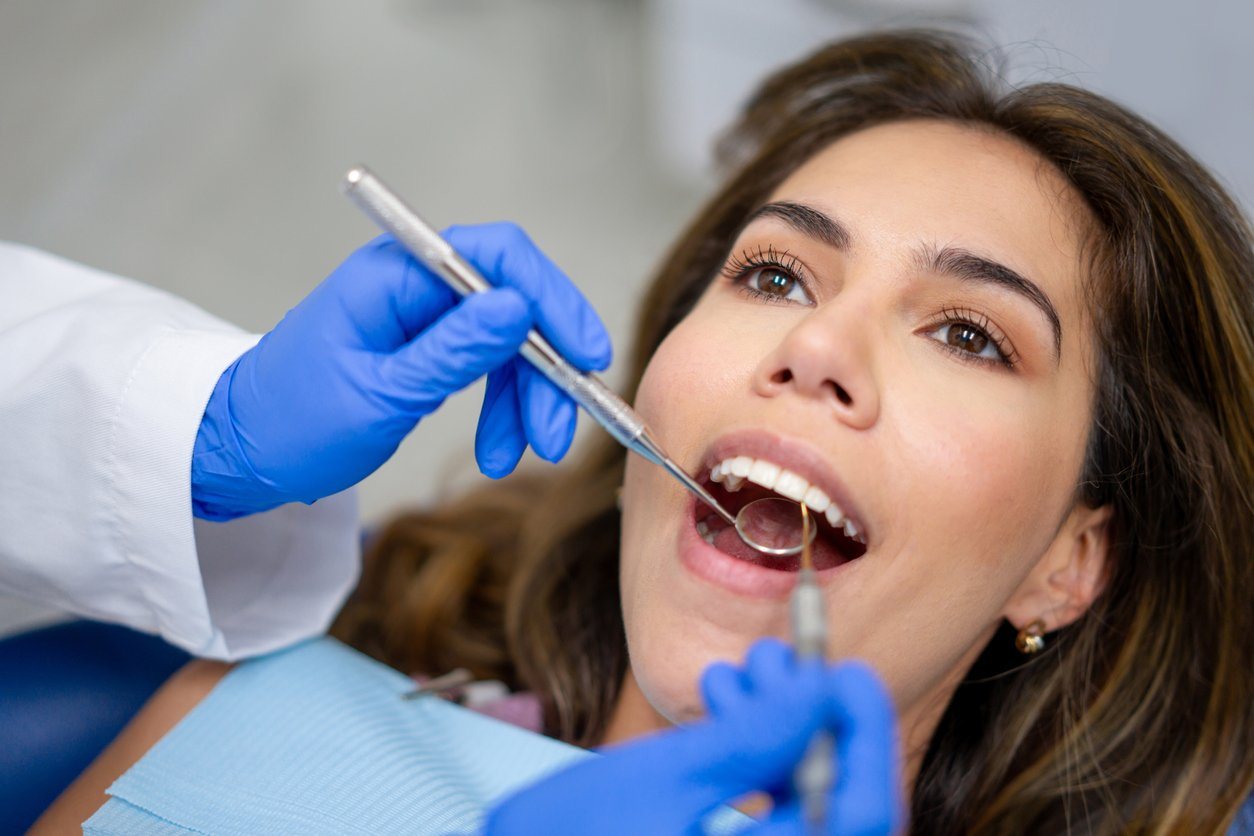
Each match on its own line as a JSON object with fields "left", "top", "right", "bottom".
{"left": 0, "top": 619, "right": 189, "bottom": 833}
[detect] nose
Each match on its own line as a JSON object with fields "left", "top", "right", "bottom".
{"left": 751, "top": 304, "right": 880, "bottom": 429}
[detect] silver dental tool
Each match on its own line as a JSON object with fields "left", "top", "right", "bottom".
{"left": 793, "top": 504, "right": 834, "bottom": 833}
{"left": 342, "top": 165, "right": 813, "bottom": 556}
{"left": 400, "top": 668, "right": 473, "bottom": 701}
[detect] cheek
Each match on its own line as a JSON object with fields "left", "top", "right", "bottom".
{"left": 896, "top": 421, "right": 1047, "bottom": 626}
{"left": 889, "top": 364, "right": 1087, "bottom": 563}
{"left": 634, "top": 317, "right": 749, "bottom": 426}
{"left": 847, "top": 369, "right": 1090, "bottom": 708}
{"left": 900, "top": 416, "right": 1037, "bottom": 554}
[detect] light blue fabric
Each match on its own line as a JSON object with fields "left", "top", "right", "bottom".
{"left": 1232, "top": 794, "right": 1254, "bottom": 835}
{"left": 83, "top": 638, "right": 750, "bottom": 835}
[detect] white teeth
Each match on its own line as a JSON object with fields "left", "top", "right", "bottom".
{"left": 802, "top": 486, "right": 831, "bottom": 514}
{"left": 747, "top": 460, "right": 781, "bottom": 489}
{"left": 842, "top": 517, "right": 865, "bottom": 544}
{"left": 695, "top": 519, "right": 716, "bottom": 545}
{"left": 707, "top": 454, "right": 866, "bottom": 545}
{"left": 774, "top": 470, "right": 808, "bottom": 502}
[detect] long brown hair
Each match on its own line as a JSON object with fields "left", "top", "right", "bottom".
{"left": 334, "top": 30, "right": 1254, "bottom": 833}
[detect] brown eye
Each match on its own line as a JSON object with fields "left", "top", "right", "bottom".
{"left": 946, "top": 323, "right": 989, "bottom": 355}
{"left": 723, "top": 246, "right": 815, "bottom": 306}
{"left": 754, "top": 268, "right": 797, "bottom": 297}
{"left": 925, "top": 309, "right": 1012, "bottom": 367}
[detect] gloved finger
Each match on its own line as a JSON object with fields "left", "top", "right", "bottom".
{"left": 742, "top": 813, "right": 805, "bottom": 836}
{"left": 751, "top": 786, "right": 835, "bottom": 835}
{"left": 751, "top": 804, "right": 890, "bottom": 836}
{"left": 315, "top": 234, "right": 460, "bottom": 351}
{"left": 826, "top": 662, "right": 902, "bottom": 836}
{"left": 378, "top": 289, "right": 532, "bottom": 417}
{"left": 475, "top": 365, "right": 528, "bottom": 478}
{"left": 755, "top": 664, "right": 900, "bottom": 836}
{"left": 490, "top": 726, "right": 734, "bottom": 836}
{"left": 700, "top": 661, "right": 750, "bottom": 717}
{"left": 495, "top": 658, "right": 841, "bottom": 836}
{"left": 517, "top": 361, "right": 577, "bottom": 462}
{"left": 444, "top": 223, "right": 612, "bottom": 371}
{"left": 743, "top": 638, "right": 794, "bottom": 696}
{"left": 693, "top": 652, "right": 894, "bottom": 811}
{"left": 745, "top": 653, "right": 833, "bottom": 769}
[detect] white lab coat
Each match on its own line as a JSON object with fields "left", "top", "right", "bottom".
{"left": 0, "top": 242, "right": 360, "bottom": 660}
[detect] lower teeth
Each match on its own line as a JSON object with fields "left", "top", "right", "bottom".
{"left": 695, "top": 518, "right": 718, "bottom": 545}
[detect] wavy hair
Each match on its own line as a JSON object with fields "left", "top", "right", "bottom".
{"left": 334, "top": 31, "right": 1254, "bottom": 833}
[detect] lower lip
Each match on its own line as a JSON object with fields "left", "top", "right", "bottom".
{"left": 677, "top": 496, "right": 850, "bottom": 598}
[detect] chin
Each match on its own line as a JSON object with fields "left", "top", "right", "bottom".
{"left": 629, "top": 647, "right": 716, "bottom": 726}
{"left": 623, "top": 586, "right": 788, "bottom": 727}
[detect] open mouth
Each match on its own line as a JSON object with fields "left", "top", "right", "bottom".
{"left": 693, "top": 455, "right": 869, "bottom": 572}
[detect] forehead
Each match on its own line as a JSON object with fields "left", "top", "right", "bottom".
{"left": 763, "top": 119, "right": 1097, "bottom": 350}
{"left": 770, "top": 119, "right": 1092, "bottom": 243}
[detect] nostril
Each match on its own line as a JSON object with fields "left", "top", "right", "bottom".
{"left": 771, "top": 369, "right": 793, "bottom": 385}
{"left": 767, "top": 369, "right": 854, "bottom": 407}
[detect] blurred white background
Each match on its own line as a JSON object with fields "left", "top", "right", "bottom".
{"left": 2, "top": 0, "right": 1250, "bottom": 633}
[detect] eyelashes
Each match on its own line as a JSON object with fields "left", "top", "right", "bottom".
{"left": 924, "top": 306, "right": 1018, "bottom": 368}
{"left": 721, "top": 245, "right": 807, "bottom": 285}
{"left": 718, "top": 245, "right": 1020, "bottom": 369}
{"left": 721, "top": 246, "right": 814, "bottom": 305}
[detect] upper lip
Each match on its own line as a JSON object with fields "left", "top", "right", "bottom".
{"left": 697, "top": 429, "right": 870, "bottom": 541}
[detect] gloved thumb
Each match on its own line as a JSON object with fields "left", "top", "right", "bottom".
{"left": 377, "top": 289, "right": 533, "bottom": 418}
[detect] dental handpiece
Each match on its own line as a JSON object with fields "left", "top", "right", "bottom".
{"left": 341, "top": 165, "right": 736, "bottom": 528}
{"left": 792, "top": 506, "right": 834, "bottom": 834}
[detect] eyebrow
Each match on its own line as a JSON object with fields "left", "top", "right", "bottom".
{"left": 918, "top": 246, "right": 1063, "bottom": 360}
{"left": 745, "top": 200, "right": 1063, "bottom": 361}
{"left": 747, "top": 201, "right": 851, "bottom": 250}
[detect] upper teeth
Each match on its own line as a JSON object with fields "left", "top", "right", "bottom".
{"left": 710, "top": 455, "right": 864, "bottom": 543}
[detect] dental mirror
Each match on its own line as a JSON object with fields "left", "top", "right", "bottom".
{"left": 733, "top": 496, "right": 817, "bottom": 556}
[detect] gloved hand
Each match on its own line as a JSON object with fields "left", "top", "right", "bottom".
{"left": 485, "top": 639, "right": 902, "bottom": 835}
{"left": 192, "top": 224, "right": 611, "bottom": 521}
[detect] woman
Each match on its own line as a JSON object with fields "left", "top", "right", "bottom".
{"left": 48, "top": 29, "right": 1254, "bottom": 833}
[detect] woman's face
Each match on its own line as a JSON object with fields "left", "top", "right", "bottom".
{"left": 616, "top": 120, "right": 1104, "bottom": 748}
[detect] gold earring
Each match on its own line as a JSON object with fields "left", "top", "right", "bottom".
{"left": 615, "top": 485, "right": 623, "bottom": 511}
{"left": 1015, "top": 619, "right": 1046, "bottom": 654}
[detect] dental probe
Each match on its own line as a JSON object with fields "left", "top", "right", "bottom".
{"left": 341, "top": 165, "right": 737, "bottom": 528}
{"left": 793, "top": 505, "right": 835, "bottom": 834}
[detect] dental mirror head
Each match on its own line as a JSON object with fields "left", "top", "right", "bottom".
{"left": 734, "top": 497, "right": 817, "bottom": 556}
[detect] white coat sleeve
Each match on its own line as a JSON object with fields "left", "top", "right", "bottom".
{"left": 0, "top": 242, "right": 360, "bottom": 660}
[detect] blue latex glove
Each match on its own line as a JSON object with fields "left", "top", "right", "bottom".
{"left": 485, "top": 638, "right": 902, "bottom": 835}
{"left": 192, "top": 224, "right": 611, "bottom": 521}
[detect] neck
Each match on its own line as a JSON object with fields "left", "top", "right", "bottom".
{"left": 895, "top": 674, "right": 961, "bottom": 797}
{"left": 893, "top": 625, "right": 1001, "bottom": 800}
{"left": 598, "top": 669, "right": 671, "bottom": 746}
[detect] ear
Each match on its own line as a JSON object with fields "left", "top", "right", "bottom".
{"left": 1002, "top": 502, "right": 1114, "bottom": 633}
